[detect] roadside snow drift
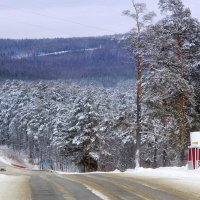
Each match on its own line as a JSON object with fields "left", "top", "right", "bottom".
{"left": 0, "top": 174, "right": 31, "bottom": 200}
{"left": 122, "top": 166, "right": 200, "bottom": 200}
{"left": 125, "top": 166, "right": 200, "bottom": 179}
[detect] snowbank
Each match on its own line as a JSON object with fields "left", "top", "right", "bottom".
{"left": 0, "top": 146, "right": 23, "bottom": 166}
{"left": 0, "top": 146, "right": 39, "bottom": 170}
{"left": 57, "top": 166, "right": 200, "bottom": 178}
{"left": 0, "top": 156, "right": 12, "bottom": 165}
{"left": 123, "top": 166, "right": 200, "bottom": 200}
{"left": 125, "top": 166, "right": 200, "bottom": 179}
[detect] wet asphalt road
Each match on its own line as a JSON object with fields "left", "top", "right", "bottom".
{"left": 1, "top": 162, "right": 198, "bottom": 200}
{"left": 29, "top": 172, "right": 185, "bottom": 200}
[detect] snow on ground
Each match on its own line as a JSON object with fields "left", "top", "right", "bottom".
{"left": 57, "top": 166, "right": 200, "bottom": 199}
{"left": 0, "top": 155, "right": 12, "bottom": 165}
{"left": 0, "top": 147, "right": 31, "bottom": 200}
{"left": 0, "top": 146, "right": 40, "bottom": 170}
{"left": 56, "top": 170, "right": 121, "bottom": 175}
{"left": 125, "top": 166, "right": 200, "bottom": 179}
{"left": 124, "top": 166, "right": 200, "bottom": 189}
{"left": 0, "top": 147, "right": 15, "bottom": 165}
{"left": 0, "top": 146, "right": 19, "bottom": 162}
{"left": 57, "top": 166, "right": 200, "bottom": 178}
{"left": 0, "top": 174, "right": 31, "bottom": 200}
{"left": 123, "top": 166, "right": 200, "bottom": 200}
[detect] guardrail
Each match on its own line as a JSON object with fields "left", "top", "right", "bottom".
{"left": 11, "top": 163, "right": 27, "bottom": 169}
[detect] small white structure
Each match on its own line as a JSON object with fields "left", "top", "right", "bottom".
{"left": 190, "top": 132, "right": 200, "bottom": 146}
{"left": 188, "top": 132, "right": 200, "bottom": 169}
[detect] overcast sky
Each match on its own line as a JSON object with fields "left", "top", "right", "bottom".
{"left": 0, "top": 0, "right": 199, "bottom": 39}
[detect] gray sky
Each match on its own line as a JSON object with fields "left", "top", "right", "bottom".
{"left": 0, "top": 0, "right": 199, "bottom": 39}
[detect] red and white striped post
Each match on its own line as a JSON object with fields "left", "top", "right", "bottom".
{"left": 188, "top": 132, "right": 200, "bottom": 170}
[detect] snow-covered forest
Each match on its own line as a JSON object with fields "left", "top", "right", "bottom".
{"left": 0, "top": 80, "right": 137, "bottom": 171}
{"left": 0, "top": 0, "right": 199, "bottom": 172}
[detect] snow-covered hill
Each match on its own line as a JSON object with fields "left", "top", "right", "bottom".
{"left": 0, "top": 36, "right": 134, "bottom": 82}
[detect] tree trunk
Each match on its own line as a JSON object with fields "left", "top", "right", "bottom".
{"left": 162, "top": 149, "right": 167, "bottom": 166}
{"left": 135, "top": 56, "right": 142, "bottom": 168}
{"left": 176, "top": 34, "right": 186, "bottom": 166}
{"left": 153, "top": 137, "right": 158, "bottom": 168}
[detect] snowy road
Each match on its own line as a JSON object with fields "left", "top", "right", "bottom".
{"left": 1, "top": 164, "right": 200, "bottom": 200}
{"left": 30, "top": 172, "right": 200, "bottom": 200}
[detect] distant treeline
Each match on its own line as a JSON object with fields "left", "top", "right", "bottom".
{"left": 0, "top": 36, "right": 135, "bottom": 85}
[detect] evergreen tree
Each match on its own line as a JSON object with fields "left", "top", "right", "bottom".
{"left": 58, "top": 88, "right": 101, "bottom": 172}
{"left": 144, "top": 0, "right": 200, "bottom": 165}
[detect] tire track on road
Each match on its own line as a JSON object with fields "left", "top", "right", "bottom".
{"left": 98, "top": 174, "right": 186, "bottom": 200}
{"left": 48, "top": 174, "right": 103, "bottom": 200}
{"left": 40, "top": 174, "right": 76, "bottom": 200}
{"left": 59, "top": 174, "right": 127, "bottom": 200}
{"left": 80, "top": 174, "right": 161, "bottom": 200}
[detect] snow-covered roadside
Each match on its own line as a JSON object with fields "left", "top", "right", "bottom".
{"left": 56, "top": 169, "right": 121, "bottom": 175}
{"left": 56, "top": 166, "right": 200, "bottom": 199}
{"left": 0, "top": 174, "right": 31, "bottom": 200}
{"left": 0, "top": 146, "right": 39, "bottom": 170}
{"left": 0, "top": 156, "right": 12, "bottom": 165}
{"left": 0, "top": 148, "right": 31, "bottom": 199}
{"left": 125, "top": 166, "right": 200, "bottom": 179}
{"left": 122, "top": 167, "right": 200, "bottom": 200}
{"left": 0, "top": 148, "right": 13, "bottom": 165}
{"left": 56, "top": 166, "right": 200, "bottom": 178}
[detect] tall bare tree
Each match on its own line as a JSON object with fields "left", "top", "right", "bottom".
{"left": 123, "top": 0, "right": 155, "bottom": 168}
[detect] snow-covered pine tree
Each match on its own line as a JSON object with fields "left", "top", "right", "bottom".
{"left": 58, "top": 87, "right": 101, "bottom": 172}
{"left": 98, "top": 86, "right": 136, "bottom": 171}
{"left": 123, "top": 0, "right": 156, "bottom": 168}
{"left": 0, "top": 80, "right": 31, "bottom": 147}
{"left": 144, "top": 0, "right": 200, "bottom": 165}
{"left": 191, "top": 61, "right": 200, "bottom": 131}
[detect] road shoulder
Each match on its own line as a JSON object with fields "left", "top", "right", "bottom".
{"left": 0, "top": 174, "right": 31, "bottom": 200}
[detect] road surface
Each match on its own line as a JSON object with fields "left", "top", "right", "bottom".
{"left": 0, "top": 163, "right": 200, "bottom": 200}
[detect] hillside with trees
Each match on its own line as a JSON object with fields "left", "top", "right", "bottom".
{"left": 0, "top": 36, "right": 135, "bottom": 86}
